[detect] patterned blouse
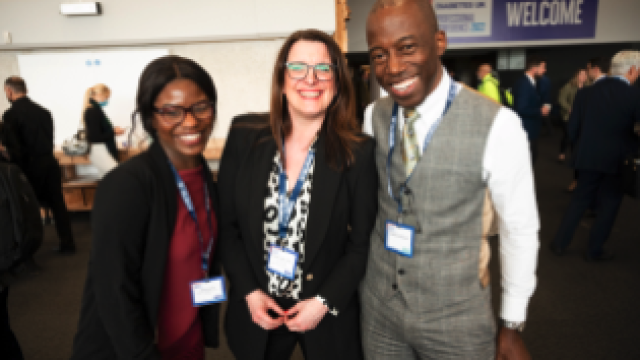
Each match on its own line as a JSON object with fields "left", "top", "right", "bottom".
{"left": 263, "top": 151, "right": 314, "bottom": 300}
{"left": 262, "top": 150, "right": 338, "bottom": 316}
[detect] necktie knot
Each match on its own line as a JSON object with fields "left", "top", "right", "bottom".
{"left": 404, "top": 108, "right": 419, "bottom": 124}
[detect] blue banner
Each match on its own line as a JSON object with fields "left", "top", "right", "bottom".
{"left": 434, "top": 0, "right": 599, "bottom": 43}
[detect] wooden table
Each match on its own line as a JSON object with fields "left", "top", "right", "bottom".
{"left": 55, "top": 139, "right": 225, "bottom": 211}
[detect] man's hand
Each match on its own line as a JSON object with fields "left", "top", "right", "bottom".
{"left": 496, "top": 328, "right": 531, "bottom": 360}
{"left": 245, "top": 290, "right": 285, "bottom": 331}
{"left": 284, "top": 298, "right": 329, "bottom": 333}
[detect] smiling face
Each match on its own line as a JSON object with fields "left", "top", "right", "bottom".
{"left": 283, "top": 40, "right": 337, "bottom": 122}
{"left": 367, "top": 1, "right": 446, "bottom": 108}
{"left": 152, "top": 78, "right": 214, "bottom": 170}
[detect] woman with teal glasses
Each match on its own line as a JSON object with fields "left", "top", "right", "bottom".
{"left": 219, "top": 29, "right": 377, "bottom": 360}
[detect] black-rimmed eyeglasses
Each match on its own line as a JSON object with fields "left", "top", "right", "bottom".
{"left": 153, "top": 101, "right": 215, "bottom": 125}
{"left": 285, "top": 62, "right": 335, "bottom": 81}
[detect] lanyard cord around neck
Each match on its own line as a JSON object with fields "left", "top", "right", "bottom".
{"left": 278, "top": 137, "right": 317, "bottom": 240}
{"left": 168, "top": 162, "right": 215, "bottom": 278}
{"left": 386, "top": 81, "right": 458, "bottom": 213}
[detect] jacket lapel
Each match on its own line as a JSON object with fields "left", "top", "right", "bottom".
{"left": 148, "top": 143, "right": 179, "bottom": 249}
{"left": 248, "top": 134, "right": 277, "bottom": 254}
{"left": 303, "top": 134, "right": 341, "bottom": 270}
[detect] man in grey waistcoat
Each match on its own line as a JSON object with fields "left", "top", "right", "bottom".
{"left": 360, "top": 1, "right": 540, "bottom": 359}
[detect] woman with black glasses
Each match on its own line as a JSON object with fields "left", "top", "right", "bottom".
{"left": 218, "top": 29, "right": 378, "bottom": 360}
{"left": 71, "top": 56, "right": 223, "bottom": 360}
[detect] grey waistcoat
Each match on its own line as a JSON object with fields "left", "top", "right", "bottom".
{"left": 362, "top": 86, "right": 500, "bottom": 314}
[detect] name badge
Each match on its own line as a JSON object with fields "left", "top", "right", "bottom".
{"left": 385, "top": 220, "right": 415, "bottom": 257}
{"left": 267, "top": 246, "right": 299, "bottom": 281}
{"left": 190, "top": 276, "right": 227, "bottom": 307}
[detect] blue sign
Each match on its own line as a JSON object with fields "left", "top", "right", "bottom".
{"left": 435, "top": 0, "right": 599, "bottom": 43}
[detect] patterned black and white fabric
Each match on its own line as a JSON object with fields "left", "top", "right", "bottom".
{"left": 263, "top": 151, "right": 314, "bottom": 300}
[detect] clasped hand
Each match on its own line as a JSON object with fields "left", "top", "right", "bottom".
{"left": 245, "top": 290, "right": 329, "bottom": 333}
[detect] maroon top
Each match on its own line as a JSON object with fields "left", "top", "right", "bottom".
{"left": 158, "top": 167, "right": 217, "bottom": 360}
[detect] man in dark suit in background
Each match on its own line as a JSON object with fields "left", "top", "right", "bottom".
{"left": 537, "top": 60, "right": 553, "bottom": 136}
{"left": 3, "top": 77, "right": 76, "bottom": 254}
{"left": 513, "top": 56, "right": 550, "bottom": 164}
{"left": 551, "top": 51, "right": 640, "bottom": 261}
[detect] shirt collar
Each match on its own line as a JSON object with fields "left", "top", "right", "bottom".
{"left": 593, "top": 74, "right": 606, "bottom": 83}
{"left": 407, "top": 67, "right": 451, "bottom": 117}
{"left": 526, "top": 73, "right": 536, "bottom": 86}
{"left": 612, "top": 75, "right": 630, "bottom": 85}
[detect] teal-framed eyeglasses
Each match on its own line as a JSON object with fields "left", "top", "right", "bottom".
{"left": 285, "top": 62, "right": 335, "bottom": 81}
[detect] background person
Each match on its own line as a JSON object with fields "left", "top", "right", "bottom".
{"left": 558, "top": 68, "right": 588, "bottom": 163}
{"left": 71, "top": 56, "right": 222, "bottom": 359}
{"left": 218, "top": 29, "right": 377, "bottom": 360}
{"left": 513, "top": 56, "right": 550, "bottom": 164}
{"left": 83, "top": 84, "right": 125, "bottom": 176}
{"left": 477, "top": 62, "right": 512, "bottom": 106}
{"left": 3, "top": 76, "right": 76, "bottom": 254}
{"left": 550, "top": 51, "right": 640, "bottom": 262}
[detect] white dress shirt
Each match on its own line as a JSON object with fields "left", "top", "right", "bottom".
{"left": 364, "top": 69, "right": 540, "bottom": 323}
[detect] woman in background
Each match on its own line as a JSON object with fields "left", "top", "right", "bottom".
{"left": 558, "top": 68, "right": 588, "bottom": 163}
{"left": 83, "top": 84, "right": 125, "bottom": 175}
{"left": 558, "top": 68, "right": 588, "bottom": 192}
{"left": 72, "top": 56, "right": 222, "bottom": 359}
{"left": 219, "top": 29, "right": 377, "bottom": 360}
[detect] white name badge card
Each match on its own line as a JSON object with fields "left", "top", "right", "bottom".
{"left": 267, "top": 246, "right": 299, "bottom": 280}
{"left": 385, "top": 220, "right": 415, "bottom": 257}
{"left": 190, "top": 276, "right": 226, "bottom": 307}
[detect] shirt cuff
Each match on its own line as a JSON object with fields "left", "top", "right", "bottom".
{"left": 500, "top": 294, "right": 530, "bottom": 322}
{"left": 314, "top": 295, "right": 339, "bottom": 316}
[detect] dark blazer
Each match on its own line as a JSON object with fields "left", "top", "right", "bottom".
{"left": 1, "top": 97, "right": 55, "bottom": 171}
{"left": 568, "top": 77, "right": 640, "bottom": 174}
{"left": 218, "top": 115, "right": 378, "bottom": 360}
{"left": 537, "top": 74, "right": 552, "bottom": 105}
{"left": 513, "top": 74, "right": 543, "bottom": 141}
{"left": 84, "top": 99, "right": 119, "bottom": 162}
{"left": 71, "top": 142, "right": 222, "bottom": 360}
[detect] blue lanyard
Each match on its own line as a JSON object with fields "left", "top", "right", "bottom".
{"left": 278, "top": 140, "right": 316, "bottom": 239}
{"left": 387, "top": 81, "right": 458, "bottom": 214}
{"left": 168, "top": 162, "right": 215, "bottom": 278}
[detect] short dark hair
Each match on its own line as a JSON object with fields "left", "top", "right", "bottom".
{"left": 4, "top": 76, "right": 27, "bottom": 94}
{"left": 588, "top": 57, "right": 611, "bottom": 74}
{"left": 131, "top": 55, "right": 217, "bottom": 139}
{"left": 526, "top": 56, "right": 544, "bottom": 71}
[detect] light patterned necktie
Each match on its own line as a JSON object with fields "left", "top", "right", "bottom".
{"left": 402, "top": 108, "right": 421, "bottom": 176}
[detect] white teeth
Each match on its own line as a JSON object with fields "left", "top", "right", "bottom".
{"left": 393, "top": 77, "right": 417, "bottom": 91}
{"left": 180, "top": 133, "right": 201, "bottom": 142}
{"left": 300, "top": 91, "right": 321, "bottom": 98}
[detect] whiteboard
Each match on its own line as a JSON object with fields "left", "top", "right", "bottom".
{"left": 17, "top": 49, "right": 169, "bottom": 145}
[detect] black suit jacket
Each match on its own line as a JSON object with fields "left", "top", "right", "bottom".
{"left": 218, "top": 115, "right": 378, "bottom": 360}
{"left": 513, "top": 74, "right": 543, "bottom": 141}
{"left": 1, "top": 97, "right": 55, "bottom": 171}
{"left": 84, "top": 99, "right": 119, "bottom": 162}
{"left": 71, "top": 143, "right": 222, "bottom": 360}
{"left": 569, "top": 77, "right": 640, "bottom": 173}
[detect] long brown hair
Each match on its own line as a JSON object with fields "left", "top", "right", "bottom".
{"left": 571, "top": 68, "right": 587, "bottom": 87}
{"left": 270, "top": 29, "right": 362, "bottom": 170}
